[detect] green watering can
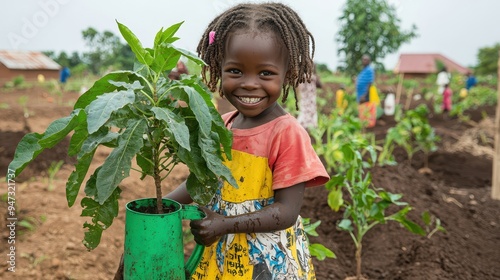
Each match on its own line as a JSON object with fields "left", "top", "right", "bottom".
{"left": 124, "top": 198, "right": 205, "bottom": 280}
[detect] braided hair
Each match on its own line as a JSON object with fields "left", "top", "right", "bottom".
{"left": 197, "top": 3, "right": 315, "bottom": 107}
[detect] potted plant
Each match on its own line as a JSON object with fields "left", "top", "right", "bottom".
{"left": 8, "top": 21, "right": 237, "bottom": 279}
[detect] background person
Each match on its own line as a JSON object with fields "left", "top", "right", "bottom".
{"left": 356, "top": 54, "right": 376, "bottom": 127}
{"left": 297, "top": 65, "right": 322, "bottom": 129}
{"left": 442, "top": 83, "right": 453, "bottom": 114}
{"left": 465, "top": 71, "right": 477, "bottom": 91}
{"left": 59, "top": 66, "right": 70, "bottom": 84}
{"left": 436, "top": 66, "right": 450, "bottom": 95}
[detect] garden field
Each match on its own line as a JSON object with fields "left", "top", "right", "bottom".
{"left": 0, "top": 81, "right": 499, "bottom": 279}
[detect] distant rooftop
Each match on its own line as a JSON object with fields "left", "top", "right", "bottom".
{"left": 0, "top": 50, "right": 60, "bottom": 70}
{"left": 394, "top": 53, "right": 470, "bottom": 75}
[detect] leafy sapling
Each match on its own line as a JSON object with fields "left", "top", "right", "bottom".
{"left": 47, "top": 160, "right": 64, "bottom": 191}
{"left": 8, "top": 21, "right": 237, "bottom": 250}
{"left": 327, "top": 142, "right": 426, "bottom": 280}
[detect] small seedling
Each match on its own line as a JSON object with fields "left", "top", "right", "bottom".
{"left": 18, "top": 215, "right": 46, "bottom": 235}
{"left": 47, "top": 160, "right": 64, "bottom": 191}
{"left": 20, "top": 253, "right": 48, "bottom": 268}
{"left": 18, "top": 96, "right": 30, "bottom": 118}
{"left": 422, "top": 210, "right": 446, "bottom": 239}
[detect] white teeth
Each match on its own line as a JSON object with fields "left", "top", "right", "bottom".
{"left": 239, "top": 97, "right": 262, "bottom": 104}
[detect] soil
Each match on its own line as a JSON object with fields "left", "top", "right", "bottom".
{"left": 1, "top": 85, "right": 499, "bottom": 280}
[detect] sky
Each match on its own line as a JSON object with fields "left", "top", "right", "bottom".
{"left": 1, "top": 0, "right": 500, "bottom": 71}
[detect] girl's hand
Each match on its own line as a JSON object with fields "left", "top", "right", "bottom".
{"left": 190, "top": 183, "right": 306, "bottom": 246}
{"left": 190, "top": 206, "right": 225, "bottom": 246}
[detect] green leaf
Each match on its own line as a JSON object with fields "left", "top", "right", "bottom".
{"left": 39, "top": 109, "right": 83, "bottom": 148}
{"left": 303, "top": 220, "right": 321, "bottom": 237}
{"left": 379, "top": 191, "right": 407, "bottom": 206}
{"left": 68, "top": 121, "right": 88, "bottom": 156}
{"left": 86, "top": 90, "right": 135, "bottom": 134}
{"left": 8, "top": 133, "right": 44, "bottom": 177}
{"left": 397, "top": 217, "right": 426, "bottom": 236}
{"left": 186, "top": 173, "right": 219, "bottom": 205}
{"left": 209, "top": 107, "right": 233, "bottom": 159}
{"left": 136, "top": 143, "right": 153, "bottom": 180}
{"left": 116, "top": 20, "right": 153, "bottom": 65}
{"left": 199, "top": 134, "right": 237, "bottom": 188}
{"left": 66, "top": 149, "right": 95, "bottom": 207}
{"left": 151, "top": 47, "right": 182, "bottom": 74}
{"left": 74, "top": 71, "right": 140, "bottom": 109}
{"left": 151, "top": 107, "right": 190, "bottom": 150}
{"left": 84, "top": 167, "right": 100, "bottom": 198}
{"left": 82, "top": 222, "right": 103, "bottom": 251}
{"left": 369, "top": 203, "right": 386, "bottom": 223}
{"left": 167, "top": 44, "right": 206, "bottom": 66}
{"left": 18, "top": 220, "right": 35, "bottom": 231}
{"left": 80, "top": 128, "right": 119, "bottom": 156}
{"left": 422, "top": 210, "right": 431, "bottom": 226}
{"left": 325, "top": 175, "right": 345, "bottom": 191}
{"left": 309, "top": 243, "right": 336, "bottom": 261}
{"left": 341, "top": 143, "right": 355, "bottom": 162}
{"left": 338, "top": 219, "right": 353, "bottom": 231}
{"left": 179, "top": 86, "right": 212, "bottom": 136}
{"left": 81, "top": 188, "right": 121, "bottom": 250}
{"left": 178, "top": 77, "right": 233, "bottom": 159}
{"left": 95, "top": 119, "right": 147, "bottom": 204}
{"left": 153, "top": 27, "right": 164, "bottom": 47}
{"left": 157, "top": 22, "right": 183, "bottom": 46}
{"left": 177, "top": 128, "right": 208, "bottom": 183}
{"left": 108, "top": 80, "right": 143, "bottom": 91}
{"left": 327, "top": 187, "right": 344, "bottom": 212}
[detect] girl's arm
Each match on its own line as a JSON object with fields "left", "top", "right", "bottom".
{"left": 190, "top": 183, "right": 306, "bottom": 246}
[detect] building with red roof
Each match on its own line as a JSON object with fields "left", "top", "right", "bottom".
{"left": 0, "top": 50, "right": 61, "bottom": 85}
{"left": 394, "top": 53, "right": 470, "bottom": 78}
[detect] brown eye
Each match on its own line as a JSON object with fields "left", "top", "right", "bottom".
{"left": 228, "top": 69, "right": 241, "bottom": 75}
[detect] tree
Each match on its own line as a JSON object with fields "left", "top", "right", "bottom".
{"left": 475, "top": 43, "right": 500, "bottom": 76}
{"left": 335, "top": 0, "right": 417, "bottom": 75}
{"left": 56, "top": 51, "right": 69, "bottom": 67}
{"left": 81, "top": 27, "right": 127, "bottom": 74}
{"left": 43, "top": 50, "right": 82, "bottom": 69}
{"left": 69, "top": 51, "right": 83, "bottom": 68}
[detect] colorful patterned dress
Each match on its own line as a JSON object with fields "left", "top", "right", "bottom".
{"left": 191, "top": 111, "right": 329, "bottom": 280}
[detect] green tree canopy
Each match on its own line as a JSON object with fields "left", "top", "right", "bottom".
{"left": 82, "top": 27, "right": 135, "bottom": 74}
{"left": 475, "top": 43, "right": 500, "bottom": 76}
{"left": 336, "top": 0, "right": 418, "bottom": 75}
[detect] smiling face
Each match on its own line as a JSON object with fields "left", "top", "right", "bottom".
{"left": 221, "top": 31, "right": 288, "bottom": 120}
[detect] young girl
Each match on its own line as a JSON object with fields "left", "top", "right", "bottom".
{"left": 116, "top": 3, "right": 329, "bottom": 279}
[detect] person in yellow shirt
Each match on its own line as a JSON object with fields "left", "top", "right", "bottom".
{"left": 336, "top": 84, "right": 348, "bottom": 114}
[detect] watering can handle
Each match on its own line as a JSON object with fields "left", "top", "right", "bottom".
{"left": 182, "top": 204, "right": 206, "bottom": 277}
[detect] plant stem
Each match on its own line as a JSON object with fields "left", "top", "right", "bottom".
{"left": 153, "top": 137, "right": 163, "bottom": 214}
{"left": 356, "top": 242, "right": 362, "bottom": 280}
{"left": 154, "top": 166, "right": 163, "bottom": 214}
